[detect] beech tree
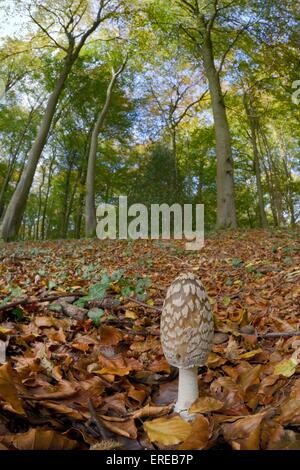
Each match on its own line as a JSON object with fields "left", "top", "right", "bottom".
{"left": 85, "top": 54, "right": 128, "bottom": 236}
{"left": 0, "top": 0, "right": 125, "bottom": 241}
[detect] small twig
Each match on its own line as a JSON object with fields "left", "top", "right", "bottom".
{"left": 87, "top": 398, "right": 110, "bottom": 440}
{"left": 0, "top": 255, "right": 32, "bottom": 262}
{"left": 0, "top": 297, "right": 34, "bottom": 312}
{"left": 258, "top": 330, "right": 300, "bottom": 339}
{"left": 125, "top": 297, "right": 162, "bottom": 312}
{"left": 124, "top": 328, "right": 160, "bottom": 337}
{"left": 0, "top": 293, "right": 83, "bottom": 312}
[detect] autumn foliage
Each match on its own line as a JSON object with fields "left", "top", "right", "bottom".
{"left": 0, "top": 229, "right": 299, "bottom": 450}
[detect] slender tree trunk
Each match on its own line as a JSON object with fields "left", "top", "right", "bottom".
{"left": 260, "top": 130, "right": 284, "bottom": 226}
{"left": 74, "top": 129, "right": 93, "bottom": 239}
{"left": 35, "top": 167, "right": 46, "bottom": 240}
{"left": 65, "top": 175, "right": 80, "bottom": 237}
{"left": 201, "top": 32, "right": 237, "bottom": 229}
{"left": 283, "top": 157, "right": 296, "bottom": 225}
{"left": 0, "top": 54, "right": 74, "bottom": 241}
{"left": 276, "top": 130, "right": 296, "bottom": 225}
{"left": 243, "top": 94, "right": 268, "bottom": 228}
{"left": 0, "top": 107, "right": 36, "bottom": 219}
{"left": 85, "top": 58, "right": 127, "bottom": 237}
{"left": 170, "top": 127, "right": 178, "bottom": 188}
{"left": 0, "top": 6, "right": 105, "bottom": 242}
{"left": 75, "top": 175, "right": 87, "bottom": 239}
{"left": 62, "top": 169, "right": 71, "bottom": 238}
{"left": 0, "top": 161, "right": 14, "bottom": 219}
{"left": 41, "top": 154, "right": 55, "bottom": 240}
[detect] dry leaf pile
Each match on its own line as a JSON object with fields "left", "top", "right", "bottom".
{"left": 0, "top": 228, "right": 299, "bottom": 450}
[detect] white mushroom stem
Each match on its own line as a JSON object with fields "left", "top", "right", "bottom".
{"left": 174, "top": 366, "right": 198, "bottom": 415}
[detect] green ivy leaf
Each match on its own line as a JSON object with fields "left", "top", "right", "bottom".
{"left": 88, "top": 308, "right": 105, "bottom": 326}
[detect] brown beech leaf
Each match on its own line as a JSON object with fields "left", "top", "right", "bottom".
{"left": 0, "top": 363, "right": 25, "bottom": 415}
{"left": 127, "top": 386, "right": 147, "bottom": 404}
{"left": 3, "top": 428, "right": 78, "bottom": 450}
{"left": 144, "top": 416, "right": 192, "bottom": 445}
{"left": 0, "top": 443, "right": 9, "bottom": 450}
{"left": 130, "top": 404, "right": 172, "bottom": 420}
{"left": 207, "top": 352, "right": 227, "bottom": 369}
{"left": 267, "top": 428, "right": 300, "bottom": 450}
{"left": 277, "top": 395, "right": 300, "bottom": 425}
{"left": 72, "top": 342, "right": 90, "bottom": 352}
{"left": 179, "top": 415, "right": 211, "bottom": 450}
{"left": 101, "top": 417, "right": 137, "bottom": 439}
{"left": 130, "top": 337, "right": 161, "bottom": 353}
{"left": 238, "top": 364, "right": 262, "bottom": 393}
{"left": 210, "top": 377, "right": 248, "bottom": 415}
{"left": 96, "top": 352, "right": 142, "bottom": 377}
{"left": 258, "top": 375, "right": 286, "bottom": 405}
{"left": 40, "top": 401, "right": 85, "bottom": 420}
{"left": 99, "top": 326, "right": 123, "bottom": 346}
{"left": 189, "top": 396, "right": 224, "bottom": 414}
{"left": 222, "top": 412, "right": 266, "bottom": 450}
{"left": 98, "top": 366, "right": 130, "bottom": 377}
{"left": 148, "top": 357, "right": 171, "bottom": 373}
{"left": 237, "top": 349, "right": 263, "bottom": 360}
{"left": 27, "top": 380, "right": 79, "bottom": 400}
{"left": 152, "top": 380, "right": 178, "bottom": 406}
{"left": 101, "top": 392, "right": 127, "bottom": 415}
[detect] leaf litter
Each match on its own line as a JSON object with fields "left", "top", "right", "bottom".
{"left": 0, "top": 228, "right": 299, "bottom": 450}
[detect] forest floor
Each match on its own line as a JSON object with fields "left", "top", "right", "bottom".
{"left": 0, "top": 228, "right": 299, "bottom": 450}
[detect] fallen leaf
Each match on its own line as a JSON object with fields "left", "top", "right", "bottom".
{"left": 0, "top": 363, "right": 25, "bottom": 415}
{"left": 207, "top": 352, "right": 227, "bottom": 369}
{"left": 210, "top": 377, "right": 248, "bottom": 415}
{"left": 189, "top": 396, "right": 224, "bottom": 414}
{"left": 273, "top": 357, "right": 298, "bottom": 378}
{"left": 179, "top": 415, "right": 211, "bottom": 450}
{"left": 144, "top": 416, "right": 192, "bottom": 445}
{"left": 101, "top": 417, "right": 137, "bottom": 439}
{"left": 238, "top": 349, "right": 263, "bottom": 360}
{"left": 99, "top": 326, "right": 123, "bottom": 346}
{"left": 131, "top": 404, "right": 172, "bottom": 419}
{"left": 72, "top": 342, "right": 90, "bottom": 352}
{"left": 222, "top": 412, "right": 266, "bottom": 450}
{"left": 238, "top": 365, "right": 261, "bottom": 392}
{"left": 3, "top": 428, "right": 77, "bottom": 450}
{"left": 124, "top": 310, "right": 137, "bottom": 319}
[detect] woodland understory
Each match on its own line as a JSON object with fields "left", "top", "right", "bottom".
{"left": 0, "top": 0, "right": 299, "bottom": 452}
{"left": 0, "top": 229, "right": 299, "bottom": 450}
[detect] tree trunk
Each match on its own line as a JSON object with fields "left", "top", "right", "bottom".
{"left": 35, "top": 166, "right": 46, "bottom": 240}
{"left": 85, "top": 59, "right": 127, "bottom": 237}
{"left": 0, "top": 161, "right": 14, "bottom": 220}
{"left": 61, "top": 159, "right": 74, "bottom": 239}
{"left": 259, "top": 129, "right": 284, "bottom": 226}
{"left": 201, "top": 32, "right": 237, "bottom": 229}
{"left": 170, "top": 127, "right": 178, "bottom": 188}
{"left": 243, "top": 94, "right": 268, "bottom": 228}
{"left": 41, "top": 154, "right": 55, "bottom": 240}
{"left": 0, "top": 107, "right": 35, "bottom": 219}
{"left": 0, "top": 7, "right": 106, "bottom": 242}
{"left": 0, "top": 55, "right": 74, "bottom": 241}
{"left": 74, "top": 127, "right": 93, "bottom": 238}
{"left": 276, "top": 129, "right": 296, "bottom": 225}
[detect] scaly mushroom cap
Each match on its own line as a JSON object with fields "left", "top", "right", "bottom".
{"left": 160, "top": 273, "right": 214, "bottom": 369}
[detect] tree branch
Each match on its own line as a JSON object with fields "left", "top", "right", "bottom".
{"left": 177, "top": 0, "right": 197, "bottom": 14}
{"left": 218, "top": 22, "right": 251, "bottom": 74}
{"left": 175, "top": 88, "right": 208, "bottom": 125}
{"left": 28, "top": 12, "right": 68, "bottom": 52}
